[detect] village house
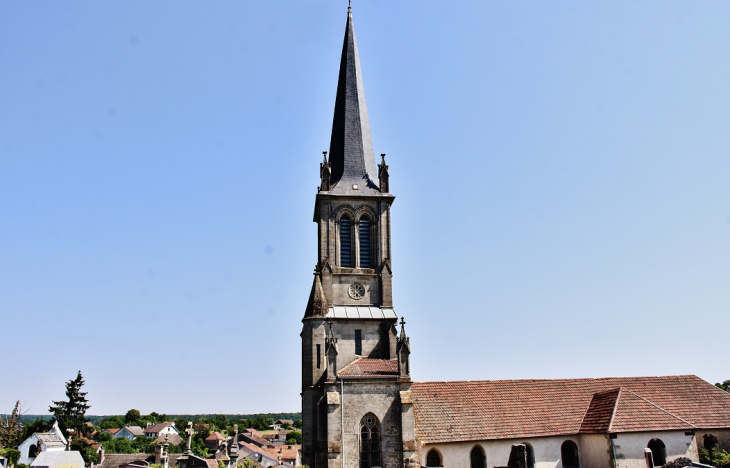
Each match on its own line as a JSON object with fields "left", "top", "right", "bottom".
{"left": 113, "top": 427, "right": 145, "bottom": 442}
{"left": 143, "top": 422, "right": 178, "bottom": 439}
{"left": 17, "top": 422, "right": 68, "bottom": 465}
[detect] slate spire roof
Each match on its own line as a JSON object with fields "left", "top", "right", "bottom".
{"left": 326, "top": 6, "right": 380, "bottom": 195}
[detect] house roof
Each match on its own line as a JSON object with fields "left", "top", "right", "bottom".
{"left": 153, "top": 433, "right": 183, "bottom": 446}
{"left": 122, "top": 426, "right": 145, "bottom": 437}
{"left": 35, "top": 433, "right": 66, "bottom": 448}
{"left": 271, "top": 445, "right": 300, "bottom": 461}
{"left": 104, "top": 428, "right": 121, "bottom": 435}
{"left": 143, "top": 422, "right": 175, "bottom": 434}
{"left": 205, "top": 432, "right": 225, "bottom": 441}
{"left": 338, "top": 358, "right": 398, "bottom": 378}
{"left": 31, "top": 451, "right": 84, "bottom": 468}
{"left": 411, "top": 375, "right": 730, "bottom": 444}
{"left": 98, "top": 453, "right": 184, "bottom": 468}
{"left": 237, "top": 431, "right": 273, "bottom": 449}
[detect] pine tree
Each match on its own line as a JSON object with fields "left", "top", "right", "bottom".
{"left": 49, "top": 371, "right": 91, "bottom": 436}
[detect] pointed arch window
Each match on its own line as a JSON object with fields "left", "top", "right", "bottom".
{"left": 340, "top": 215, "right": 353, "bottom": 267}
{"left": 360, "top": 415, "right": 380, "bottom": 468}
{"left": 470, "top": 446, "right": 485, "bottom": 468}
{"left": 358, "top": 216, "right": 371, "bottom": 267}
{"left": 426, "top": 449, "right": 442, "bottom": 467}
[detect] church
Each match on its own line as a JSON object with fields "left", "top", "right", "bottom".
{"left": 300, "top": 7, "right": 730, "bottom": 468}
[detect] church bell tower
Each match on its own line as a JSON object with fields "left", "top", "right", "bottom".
{"left": 301, "top": 6, "right": 416, "bottom": 468}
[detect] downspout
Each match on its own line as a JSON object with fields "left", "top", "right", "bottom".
{"left": 605, "top": 434, "right": 617, "bottom": 468}
{"left": 341, "top": 377, "right": 345, "bottom": 468}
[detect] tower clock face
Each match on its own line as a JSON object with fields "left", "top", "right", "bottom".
{"left": 348, "top": 283, "right": 366, "bottom": 300}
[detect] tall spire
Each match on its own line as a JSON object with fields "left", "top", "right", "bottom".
{"left": 326, "top": 6, "right": 380, "bottom": 194}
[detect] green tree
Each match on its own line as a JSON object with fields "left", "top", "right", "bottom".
{"left": 285, "top": 431, "right": 302, "bottom": 445}
{"left": 124, "top": 409, "right": 142, "bottom": 425}
{"left": 19, "top": 419, "right": 50, "bottom": 442}
{"left": 99, "top": 416, "right": 125, "bottom": 430}
{"left": 0, "top": 401, "right": 22, "bottom": 448}
{"left": 716, "top": 380, "right": 730, "bottom": 392}
{"left": 70, "top": 438, "right": 98, "bottom": 465}
{"left": 49, "top": 371, "right": 91, "bottom": 436}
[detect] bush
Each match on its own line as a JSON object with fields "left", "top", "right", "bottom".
{"left": 0, "top": 448, "right": 21, "bottom": 466}
{"left": 699, "top": 448, "right": 730, "bottom": 467}
{"left": 285, "top": 431, "right": 302, "bottom": 445}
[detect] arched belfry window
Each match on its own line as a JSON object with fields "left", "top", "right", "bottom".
{"left": 358, "top": 216, "right": 371, "bottom": 267}
{"left": 360, "top": 415, "right": 381, "bottom": 468}
{"left": 647, "top": 439, "right": 666, "bottom": 467}
{"left": 471, "top": 445, "right": 486, "bottom": 468}
{"left": 561, "top": 440, "right": 580, "bottom": 468}
{"left": 426, "top": 449, "right": 442, "bottom": 467}
{"left": 340, "top": 215, "right": 353, "bottom": 267}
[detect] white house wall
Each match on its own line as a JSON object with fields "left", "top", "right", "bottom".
{"left": 421, "top": 431, "right": 701, "bottom": 468}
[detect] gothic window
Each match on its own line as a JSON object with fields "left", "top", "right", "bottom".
{"left": 360, "top": 415, "right": 381, "bottom": 468}
{"left": 470, "top": 446, "right": 486, "bottom": 468}
{"left": 358, "top": 216, "right": 371, "bottom": 267}
{"left": 426, "top": 449, "right": 442, "bottom": 467}
{"left": 648, "top": 439, "right": 666, "bottom": 467}
{"left": 561, "top": 440, "right": 580, "bottom": 468}
{"left": 340, "top": 215, "right": 353, "bottom": 267}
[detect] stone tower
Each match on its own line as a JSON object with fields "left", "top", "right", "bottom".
{"left": 301, "top": 6, "right": 416, "bottom": 468}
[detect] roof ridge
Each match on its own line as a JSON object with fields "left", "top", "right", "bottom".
{"left": 620, "top": 388, "right": 696, "bottom": 428}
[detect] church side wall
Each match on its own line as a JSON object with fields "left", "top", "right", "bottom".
{"left": 611, "top": 431, "right": 697, "bottom": 468}
{"left": 420, "top": 431, "right": 698, "bottom": 468}
{"left": 696, "top": 429, "right": 730, "bottom": 452}
{"left": 578, "top": 434, "right": 612, "bottom": 468}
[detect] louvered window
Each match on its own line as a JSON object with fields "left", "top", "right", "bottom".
{"left": 340, "top": 216, "right": 353, "bottom": 267}
{"left": 358, "top": 218, "right": 371, "bottom": 267}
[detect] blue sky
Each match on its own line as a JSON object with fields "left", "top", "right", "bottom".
{"left": 1, "top": 1, "right": 729, "bottom": 415}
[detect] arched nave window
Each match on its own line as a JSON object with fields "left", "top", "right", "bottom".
{"left": 647, "top": 439, "right": 666, "bottom": 467}
{"left": 426, "top": 449, "right": 442, "bottom": 467}
{"left": 561, "top": 440, "right": 580, "bottom": 468}
{"left": 470, "top": 445, "right": 486, "bottom": 468}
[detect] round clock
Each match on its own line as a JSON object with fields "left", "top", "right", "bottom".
{"left": 348, "top": 283, "right": 366, "bottom": 300}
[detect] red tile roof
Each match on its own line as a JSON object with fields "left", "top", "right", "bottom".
{"left": 338, "top": 358, "right": 398, "bottom": 378}
{"left": 205, "top": 432, "right": 225, "bottom": 441}
{"left": 411, "top": 375, "right": 730, "bottom": 444}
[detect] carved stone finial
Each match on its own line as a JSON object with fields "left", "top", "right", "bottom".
{"left": 320, "top": 151, "right": 332, "bottom": 191}
{"left": 378, "top": 153, "right": 389, "bottom": 193}
{"left": 184, "top": 422, "right": 195, "bottom": 455}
